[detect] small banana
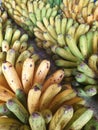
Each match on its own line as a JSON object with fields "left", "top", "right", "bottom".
{"left": 92, "top": 31, "right": 98, "bottom": 53}
{"left": 27, "top": 84, "right": 41, "bottom": 114}
{"left": 2, "top": 61, "right": 23, "bottom": 92}
{"left": 39, "top": 84, "right": 62, "bottom": 110}
{"left": 6, "top": 97, "right": 29, "bottom": 123}
{"left": 22, "top": 58, "right": 35, "bottom": 93}
{"left": 55, "top": 16, "right": 61, "bottom": 35}
{"left": 0, "top": 23, "right": 3, "bottom": 47}
{"left": 42, "top": 69, "right": 64, "bottom": 93}
{"left": 2, "top": 40, "right": 9, "bottom": 52}
{"left": 4, "top": 27, "right": 13, "bottom": 44}
{"left": 61, "top": 17, "right": 67, "bottom": 35}
{"left": 49, "top": 105, "right": 74, "bottom": 130}
{"left": 33, "top": 60, "right": 50, "bottom": 85}
{"left": 64, "top": 107, "right": 93, "bottom": 130}
{"left": 29, "top": 111, "right": 46, "bottom": 130}
{"left": 49, "top": 88, "right": 77, "bottom": 113}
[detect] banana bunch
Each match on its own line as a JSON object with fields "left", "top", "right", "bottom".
{"left": 2, "top": 0, "right": 58, "bottom": 36}
{"left": 0, "top": 7, "right": 8, "bottom": 23}
{"left": 74, "top": 54, "right": 98, "bottom": 96}
{"left": 61, "top": 0, "right": 98, "bottom": 24}
{"left": 0, "top": 59, "right": 94, "bottom": 129}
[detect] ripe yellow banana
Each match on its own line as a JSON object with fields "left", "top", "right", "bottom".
{"left": 27, "top": 84, "right": 41, "bottom": 114}
{"left": 42, "top": 69, "right": 64, "bottom": 93}
{"left": 49, "top": 88, "right": 77, "bottom": 113}
{"left": 2, "top": 61, "right": 23, "bottom": 92}
{"left": 39, "top": 84, "right": 62, "bottom": 110}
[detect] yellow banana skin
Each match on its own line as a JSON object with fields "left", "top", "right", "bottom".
{"left": 0, "top": 117, "right": 22, "bottom": 130}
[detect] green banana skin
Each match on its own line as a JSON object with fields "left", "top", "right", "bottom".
{"left": 29, "top": 111, "right": 46, "bottom": 130}
{"left": 0, "top": 117, "right": 22, "bottom": 130}
{"left": 0, "top": 103, "right": 16, "bottom": 118}
{"left": 77, "top": 62, "right": 96, "bottom": 78}
{"left": 75, "top": 73, "right": 97, "bottom": 85}
{"left": 64, "top": 107, "right": 93, "bottom": 130}
{"left": 6, "top": 97, "right": 29, "bottom": 124}
{"left": 66, "top": 34, "right": 84, "bottom": 60}
{"left": 15, "top": 88, "right": 27, "bottom": 108}
{"left": 49, "top": 105, "right": 73, "bottom": 130}
{"left": 84, "top": 117, "right": 98, "bottom": 130}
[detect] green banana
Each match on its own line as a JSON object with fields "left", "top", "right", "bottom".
{"left": 6, "top": 97, "right": 29, "bottom": 124}
{"left": 0, "top": 23, "right": 3, "bottom": 47}
{"left": 77, "top": 62, "right": 96, "bottom": 78}
{"left": 15, "top": 88, "right": 27, "bottom": 108}
{"left": 75, "top": 73, "right": 97, "bottom": 85}
{"left": 4, "top": 27, "right": 13, "bottom": 43}
{"left": 29, "top": 111, "right": 46, "bottom": 130}
{"left": 84, "top": 117, "right": 98, "bottom": 130}
{"left": 0, "top": 117, "right": 22, "bottom": 130}
{"left": 64, "top": 107, "right": 93, "bottom": 130}
{"left": 66, "top": 34, "right": 84, "bottom": 60}
{"left": 49, "top": 105, "right": 73, "bottom": 130}
{"left": 19, "top": 125, "right": 31, "bottom": 130}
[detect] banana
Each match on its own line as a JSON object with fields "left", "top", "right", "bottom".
{"left": 47, "top": 24, "right": 57, "bottom": 40}
{"left": 0, "top": 52, "right": 6, "bottom": 62}
{"left": 29, "top": 12, "right": 37, "bottom": 25}
{"left": 2, "top": 40, "right": 9, "bottom": 52}
{"left": 84, "top": 85, "right": 97, "bottom": 96}
{"left": 29, "top": 111, "right": 46, "bottom": 130}
{"left": 15, "top": 61, "right": 23, "bottom": 80}
{"left": 79, "top": 34, "right": 88, "bottom": 58}
{"left": 36, "top": 21, "right": 46, "bottom": 32}
{"left": 0, "top": 117, "right": 22, "bottom": 130}
{"left": 2, "top": 62, "right": 23, "bottom": 92}
{"left": 65, "top": 18, "right": 74, "bottom": 33}
{"left": 61, "top": 17, "right": 67, "bottom": 35}
{"left": 0, "top": 23, "right": 3, "bottom": 47}
{"left": 42, "top": 69, "right": 64, "bottom": 93}
{"left": 64, "top": 107, "right": 93, "bottom": 130}
{"left": 88, "top": 54, "right": 98, "bottom": 73}
{"left": 12, "top": 40, "right": 21, "bottom": 51}
{"left": 66, "top": 34, "right": 84, "bottom": 60}
{"left": 46, "top": 8, "right": 52, "bottom": 19}
{"left": 54, "top": 46, "right": 79, "bottom": 62}
{"left": 34, "top": 31, "right": 45, "bottom": 41}
{"left": 49, "top": 88, "right": 77, "bottom": 113}
{"left": 31, "top": 54, "right": 40, "bottom": 62}
{"left": 0, "top": 74, "right": 10, "bottom": 89}
{"left": 4, "top": 27, "right": 13, "bottom": 44}
{"left": 22, "top": 58, "right": 35, "bottom": 93}
{"left": 55, "top": 59, "right": 79, "bottom": 68}
{"left": 0, "top": 103, "right": 16, "bottom": 118}
{"left": 84, "top": 117, "right": 98, "bottom": 130}
{"left": 77, "top": 62, "right": 96, "bottom": 78}
{"left": 92, "top": 31, "right": 98, "bottom": 53}
{"left": 75, "top": 73, "right": 97, "bottom": 85}
{"left": 15, "top": 88, "right": 27, "bottom": 108}
{"left": 11, "top": 29, "right": 21, "bottom": 45}
{"left": 41, "top": 109, "right": 52, "bottom": 124}
{"left": 6, "top": 97, "right": 29, "bottom": 123}
{"left": 39, "top": 84, "right": 62, "bottom": 110}
{"left": 49, "top": 16, "right": 55, "bottom": 27}
{"left": 27, "top": 84, "right": 41, "bottom": 114}
{"left": 35, "top": 8, "right": 41, "bottom": 21}
{"left": 49, "top": 105, "right": 73, "bottom": 130}
{"left": 57, "top": 34, "right": 66, "bottom": 47}
{"left": 87, "top": 2, "right": 94, "bottom": 15}
{"left": 33, "top": 60, "right": 50, "bottom": 85}
{"left": 86, "top": 31, "right": 93, "bottom": 55}
{"left": 19, "top": 41, "right": 28, "bottom": 52}
{"left": 55, "top": 16, "right": 61, "bottom": 35}
{"left": 6, "top": 49, "right": 16, "bottom": 66}
{"left": 0, "top": 85, "right": 14, "bottom": 102}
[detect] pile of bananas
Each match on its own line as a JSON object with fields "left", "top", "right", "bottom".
{"left": 61, "top": 0, "right": 98, "bottom": 24}
{"left": 0, "top": 58, "right": 94, "bottom": 130}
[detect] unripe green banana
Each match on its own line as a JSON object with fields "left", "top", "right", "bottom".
{"left": 29, "top": 111, "right": 46, "bottom": 130}
{"left": 49, "top": 105, "right": 73, "bottom": 130}
{"left": 6, "top": 97, "right": 29, "bottom": 124}
{"left": 64, "top": 107, "right": 93, "bottom": 130}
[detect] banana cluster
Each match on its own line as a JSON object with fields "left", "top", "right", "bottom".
{"left": 2, "top": 0, "right": 58, "bottom": 36}
{"left": 61, "top": 0, "right": 98, "bottom": 24}
{"left": 0, "top": 59, "right": 94, "bottom": 130}
{"left": 74, "top": 54, "right": 98, "bottom": 97}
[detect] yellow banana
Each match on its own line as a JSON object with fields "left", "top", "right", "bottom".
{"left": 39, "top": 84, "right": 62, "bottom": 110}
{"left": 27, "top": 84, "right": 41, "bottom": 114}
{"left": 2, "top": 62, "right": 23, "bottom": 92}
{"left": 92, "top": 31, "right": 98, "bottom": 53}
{"left": 22, "top": 58, "right": 35, "bottom": 93}
{"left": 42, "top": 69, "right": 64, "bottom": 93}
{"left": 2, "top": 40, "right": 9, "bottom": 52}
{"left": 33, "top": 60, "right": 50, "bottom": 85}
